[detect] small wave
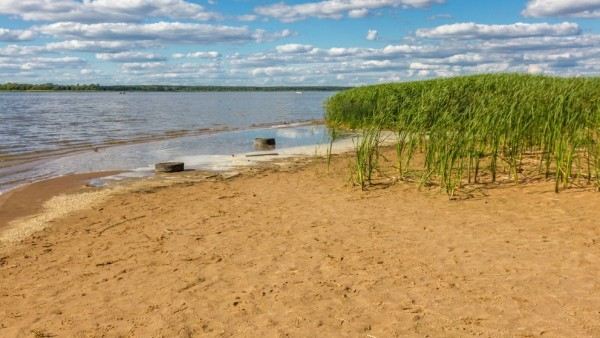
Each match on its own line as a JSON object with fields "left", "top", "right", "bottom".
{"left": 0, "top": 119, "right": 322, "bottom": 167}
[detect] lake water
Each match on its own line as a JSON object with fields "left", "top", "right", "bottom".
{"left": 0, "top": 91, "right": 338, "bottom": 193}
{"left": 0, "top": 91, "right": 333, "bottom": 157}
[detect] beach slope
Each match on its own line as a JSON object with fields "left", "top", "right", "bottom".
{"left": 1, "top": 152, "right": 599, "bottom": 337}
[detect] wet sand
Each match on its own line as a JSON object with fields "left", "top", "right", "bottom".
{"left": 0, "top": 171, "right": 120, "bottom": 230}
{"left": 1, "top": 150, "right": 599, "bottom": 337}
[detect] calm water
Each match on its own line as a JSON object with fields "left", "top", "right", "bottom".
{"left": 0, "top": 91, "right": 337, "bottom": 193}
{"left": 0, "top": 91, "right": 333, "bottom": 157}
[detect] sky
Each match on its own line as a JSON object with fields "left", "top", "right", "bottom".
{"left": 1, "top": 0, "right": 600, "bottom": 85}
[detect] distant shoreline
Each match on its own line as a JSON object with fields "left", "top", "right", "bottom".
{"left": 0, "top": 83, "right": 350, "bottom": 92}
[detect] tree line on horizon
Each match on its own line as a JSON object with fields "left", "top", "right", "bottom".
{"left": 0, "top": 82, "right": 350, "bottom": 92}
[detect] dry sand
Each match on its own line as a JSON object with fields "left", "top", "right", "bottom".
{"left": 1, "top": 150, "right": 600, "bottom": 337}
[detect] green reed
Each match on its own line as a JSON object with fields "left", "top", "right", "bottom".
{"left": 326, "top": 127, "right": 338, "bottom": 169}
{"left": 325, "top": 73, "right": 600, "bottom": 194}
{"left": 352, "top": 124, "right": 382, "bottom": 189}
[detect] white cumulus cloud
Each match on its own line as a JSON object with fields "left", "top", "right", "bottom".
{"left": 172, "top": 51, "right": 221, "bottom": 58}
{"left": 366, "top": 29, "right": 378, "bottom": 41}
{"left": 0, "top": 0, "right": 219, "bottom": 22}
{"left": 45, "top": 40, "right": 156, "bottom": 53}
{"left": 96, "top": 52, "right": 166, "bottom": 62}
{"left": 0, "top": 28, "right": 36, "bottom": 42}
{"left": 276, "top": 44, "right": 316, "bottom": 54}
{"left": 255, "top": 0, "right": 445, "bottom": 22}
{"left": 416, "top": 22, "right": 580, "bottom": 39}
{"left": 527, "top": 64, "right": 545, "bottom": 74}
{"left": 523, "top": 0, "right": 600, "bottom": 18}
{"left": 38, "top": 22, "right": 286, "bottom": 44}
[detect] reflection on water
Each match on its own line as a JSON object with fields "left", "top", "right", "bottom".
{"left": 0, "top": 125, "right": 335, "bottom": 193}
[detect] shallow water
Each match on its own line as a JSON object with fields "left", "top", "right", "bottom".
{"left": 0, "top": 91, "right": 338, "bottom": 193}
{"left": 0, "top": 91, "right": 333, "bottom": 157}
{"left": 0, "top": 125, "right": 335, "bottom": 193}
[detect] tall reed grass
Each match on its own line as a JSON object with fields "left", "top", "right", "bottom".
{"left": 352, "top": 125, "right": 382, "bottom": 190}
{"left": 325, "top": 74, "right": 600, "bottom": 194}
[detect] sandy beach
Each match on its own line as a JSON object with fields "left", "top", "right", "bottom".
{"left": 1, "top": 149, "right": 600, "bottom": 337}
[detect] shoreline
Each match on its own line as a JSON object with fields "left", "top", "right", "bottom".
{"left": 0, "top": 171, "right": 121, "bottom": 231}
{"left": 1, "top": 147, "right": 600, "bottom": 336}
{"left": 0, "top": 133, "right": 357, "bottom": 241}
{"left": 0, "top": 119, "right": 323, "bottom": 170}
{"left": 0, "top": 120, "right": 333, "bottom": 199}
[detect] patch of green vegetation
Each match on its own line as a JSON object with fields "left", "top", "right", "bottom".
{"left": 325, "top": 73, "right": 600, "bottom": 194}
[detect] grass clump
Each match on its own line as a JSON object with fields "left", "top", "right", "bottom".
{"left": 353, "top": 125, "right": 383, "bottom": 190}
{"left": 325, "top": 73, "right": 600, "bottom": 194}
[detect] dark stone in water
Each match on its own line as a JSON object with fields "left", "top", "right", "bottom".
{"left": 155, "top": 162, "right": 184, "bottom": 173}
{"left": 254, "top": 138, "right": 276, "bottom": 150}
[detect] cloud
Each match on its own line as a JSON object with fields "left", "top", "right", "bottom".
{"left": 523, "top": 0, "right": 600, "bottom": 18}
{"left": 0, "top": 28, "right": 36, "bottom": 42}
{"left": 121, "top": 62, "right": 165, "bottom": 73}
{"left": 251, "top": 66, "right": 299, "bottom": 77}
{"left": 428, "top": 13, "right": 452, "bottom": 20}
{"left": 108, "top": 57, "right": 224, "bottom": 83}
{"left": 0, "top": 45, "right": 45, "bottom": 57}
{"left": 416, "top": 22, "right": 580, "bottom": 39}
{"left": 527, "top": 64, "right": 544, "bottom": 74}
{"left": 80, "top": 68, "right": 100, "bottom": 75}
{"left": 38, "top": 22, "right": 286, "bottom": 44}
{"left": 45, "top": 40, "right": 156, "bottom": 53}
{"left": 361, "top": 60, "right": 393, "bottom": 68}
{"left": 276, "top": 44, "right": 316, "bottom": 54}
{"left": 381, "top": 44, "right": 455, "bottom": 58}
{"left": 215, "top": 20, "right": 600, "bottom": 85}
{"left": 326, "top": 47, "right": 365, "bottom": 56}
{"left": 523, "top": 51, "right": 584, "bottom": 64}
{"left": 1, "top": 0, "right": 600, "bottom": 87}
{"left": 0, "top": 39, "right": 159, "bottom": 58}
{"left": 228, "top": 53, "right": 295, "bottom": 67}
{"left": 172, "top": 51, "right": 221, "bottom": 58}
{"left": 243, "top": 43, "right": 456, "bottom": 66}
{"left": 237, "top": 14, "right": 258, "bottom": 22}
{"left": 255, "top": 0, "right": 445, "bottom": 22}
{"left": 253, "top": 28, "right": 295, "bottom": 43}
{"left": 439, "top": 53, "right": 491, "bottom": 65}
{"left": 366, "top": 29, "right": 378, "bottom": 41}
{"left": 348, "top": 8, "right": 369, "bottom": 18}
{"left": 96, "top": 52, "right": 166, "bottom": 62}
{"left": 480, "top": 35, "right": 600, "bottom": 52}
{"left": 0, "top": 0, "right": 219, "bottom": 23}
{"left": 20, "top": 56, "right": 85, "bottom": 71}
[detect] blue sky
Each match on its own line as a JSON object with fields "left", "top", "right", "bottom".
{"left": 1, "top": 0, "right": 600, "bottom": 85}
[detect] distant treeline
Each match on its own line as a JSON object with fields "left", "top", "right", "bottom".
{"left": 0, "top": 83, "right": 350, "bottom": 92}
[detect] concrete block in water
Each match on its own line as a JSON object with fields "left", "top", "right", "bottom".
{"left": 254, "top": 138, "right": 276, "bottom": 150}
{"left": 155, "top": 162, "right": 184, "bottom": 173}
